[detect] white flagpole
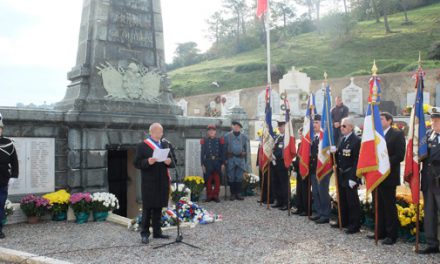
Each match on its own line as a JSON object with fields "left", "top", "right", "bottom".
{"left": 265, "top": 0, "right": 271, "bottom": 86}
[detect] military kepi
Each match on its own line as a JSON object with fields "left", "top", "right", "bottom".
{"left": 231, "top": 120, "right": 243, "bottom": 128}
{"left": 431, "top": 107, "right": 440, "bottom": 118}
{"left": 207, "top": 124, "right": 217, "bottom": 130}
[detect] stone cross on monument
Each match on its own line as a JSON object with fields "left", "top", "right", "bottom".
{"left": 56, "top": 0, "right": 181, "bottom": 115}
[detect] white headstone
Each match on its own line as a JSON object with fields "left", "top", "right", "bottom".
{"left": 342, "top": 78, "right": 363, "bottom": 115}
{"left": 256, "top": 89, "right": 281, "bottom": 118}
{"left": 314, "top": 86, "right": 329, "bottom": 115}
{"left": 9, "top": 138, "right": 55, "bottom": 195}
{"left": 279, "top": 66, "right": 311, "bottom": 116}
{"left": 221, "top": 91, "right": 240, "bottom": 116}
{"left": 177, "top": 99, "right": 188, "bottom": 116}
{"left": 185, "top": 139, "right": 203, "bottom": 177}
{"left": 407, "top": 91, "right": 430, "bottom": 106}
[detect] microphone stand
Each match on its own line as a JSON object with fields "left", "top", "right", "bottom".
{"left": 154, "top": 140, "right": 201, "bottom": 250}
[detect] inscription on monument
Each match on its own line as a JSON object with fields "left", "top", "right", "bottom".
{"left": 185, "top": 139, "right": 203, "bottom": 177}
{"left": 9, "top": 138, "right": 55, "bottom": 195}
{"left": 108, "top": 1, "right": 154, "bottom": 48}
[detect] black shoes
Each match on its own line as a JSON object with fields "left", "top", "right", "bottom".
{"left": 213, "top": 198, "right": 220, "bottom": 203}
{"left": 271, "top": 203, "right": 283, "bottom": 208}
{"left": 141, "top": 236, "right": 149, "bottom": 244}
{"left": 299, "top": 211, "right": 308, "bottom": 216}
{"left": 310, "top": 215, "right": 320, "bottom": 221}
{"left": 292, "top": 209, "right": 303, "bottom": 215}
{"left": 279, "top": 206, "right": 289, "bottom": 211}
{"left": 418, "top": 247, "right": 440, "bottom": 254}
{"left": 345, "top": 228, "right": 360, "bottom": 234}
{"left": 366, "top": 234, "right": 385, "bottom": 240}
{"left": 315, "top": 218, "right": 329, "bottom": 224}
{"left": 153, "top": 233, "right": 170, "bottom": 239}
{"left": 381, "top": 237, "right": 396, "bottom": 245}
{"left": 235, "top": 194, "right": 244, "bottom": 201}
{"left": 0, "top": 231, "right": 5, "bottom": 239}
{"left": 230, "top": 196, "right": 236, "bottom": 201}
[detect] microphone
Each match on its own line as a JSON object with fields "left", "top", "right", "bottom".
{"left": 161, "top": 137, "right": 173, "bottom": 147}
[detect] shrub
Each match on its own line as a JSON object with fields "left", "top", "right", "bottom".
{"left": 428, "top": 41, "right": 440, "bottom": 60}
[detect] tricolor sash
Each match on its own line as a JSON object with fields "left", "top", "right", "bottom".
{"left": 144, "top": 137, "right": 171, "bottom": 184}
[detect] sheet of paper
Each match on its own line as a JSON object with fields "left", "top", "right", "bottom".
{"left": 152, "top": 148, "right": 170, "bottom": 162}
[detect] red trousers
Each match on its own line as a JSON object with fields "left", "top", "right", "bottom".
{"left": 206, "top": 171, "right": 220, "bottom": 199}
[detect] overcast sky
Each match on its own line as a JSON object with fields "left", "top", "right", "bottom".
{"left": 0, "top": 0, "right": 338, "bottom": 107}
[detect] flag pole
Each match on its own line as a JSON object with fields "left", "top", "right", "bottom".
{"left": 324, "top": 72, "right": 343, "bottom": 230}
{"left": 415, "top": 52, "right": 422, "bottom": 254}
{"left": 265, "top": 0, "right": 272, "bottom": 211}
{"left": 308, "top": 174, "right": 311, "bottom": 220}
{"left": 375, "top": 189, "right": 378, "bottom": 246}
{"left": 259, "top": 163, "right": 265, "bottom": 206}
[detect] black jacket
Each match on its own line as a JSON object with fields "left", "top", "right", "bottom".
{"left": 336, "top": 133, "right": 361, "bottom": 187}
{"left": 422, "top": 130, "right": 440, "bottom": 194}
{"left": 381, "top": 127, "right": 405, "bottom": 187}
{"left": 0, "top": 137, "right": 19, "bottom": 187}
{"left": 133, "top": 139, "right": 173, "bottom": 208}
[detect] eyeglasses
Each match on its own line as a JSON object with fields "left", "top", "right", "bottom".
{"left": 341, "top": 125, "right": 347, "bottom": 128}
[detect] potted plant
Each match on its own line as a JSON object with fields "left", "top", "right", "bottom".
{"left": 91, "top": 192, "right": 119, "bottom": 221}
{"left": 241, "top": 173, "right": 259, "bottom": 196}
{"left": 3, "top": 199, "right": 14, "bottom": 225}
{"left": 69, "top": 192, "right": 92, "bottom": 224}
{"left": 43, "top": 189, "right": 70, "bottom": 221}
{"left": 170, "top": 183, "right": 190, "bottom": 203}
{"left": 20, "top": 194, "right": 50, "bottom": 224}
{"left": 183, "top": 176, "right": 204, "bottom": 202}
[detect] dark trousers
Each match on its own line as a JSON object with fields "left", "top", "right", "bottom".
{"left": 423, "top": 189, "right": 440, "bottom": 248}
{"left": 0, "top": 186, "right": 7, "bottom": 230}
{"left": 206, "top": 171, "right": 220, "bottom": 199}
{"left": 377, "top": 186, "right": 398, "bottom": 239}
{"left": 260, "top": 170, "right": 273, "bottom": 203}
{"left": 272, "top": 165, "right": 289, "bottom": 206}
{"left": 296, "top": 175, "right": 311, "bottom": 213}
{"left": 141, "top": 207, "right": 162, "bottom": 237}
{"left": 339, "top": 185, "right": 361, "bottom": 230}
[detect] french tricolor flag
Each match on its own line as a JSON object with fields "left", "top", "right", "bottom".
{"left": 356, "top": 76, "right": 390, "bottom": 192}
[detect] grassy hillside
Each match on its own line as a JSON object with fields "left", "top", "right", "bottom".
{"left": 169, "top": 3, "right": 440, "bottom": 97}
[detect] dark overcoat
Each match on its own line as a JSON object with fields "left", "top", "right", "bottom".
{"left": 134, "top": 140, "right": 173, "bottom": 208}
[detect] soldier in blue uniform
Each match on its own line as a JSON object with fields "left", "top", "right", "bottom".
{"left": 420, "top": 108, "right": 440, "bottom": 254}
{"left": 224, "top": 121, "right": 250, "bottom": 201}
{"left": 0, "top": 113, "right": 19, "bottom": 239}
{"left": 200, "top": 125, "right": 225, "bottom": 202}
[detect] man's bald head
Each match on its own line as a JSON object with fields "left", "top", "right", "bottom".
{"left": 149, "top": 123, "right": 163, "bottom": 141}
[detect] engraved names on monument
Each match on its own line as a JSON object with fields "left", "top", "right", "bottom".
{"left": 185, "top": 139, "right": 203, "bottom": 178}
{"left": 257, "top": 90, "right": 280, "bottom": 117}
{"left": 279, "top": 67, "right": 311, "bottom": 116}
{"left": 9, "top": 138, "right": 55, "bottom": 195}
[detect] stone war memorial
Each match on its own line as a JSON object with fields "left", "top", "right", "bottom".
{"left": 0, "top": 0, "right": 234, "bottom": 219}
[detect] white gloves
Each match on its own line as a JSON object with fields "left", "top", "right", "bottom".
{"left": 348, "top": 180, "right": 357, "bottom": 189}
{"left": 8, "top": 178, "right": 16, "bottom": 185}
{"left": 330, "top": 146, "right": 337, "bottom": 153}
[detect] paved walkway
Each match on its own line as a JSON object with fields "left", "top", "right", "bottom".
{"left": 0, "top": 197, "right": 439, "bottom": 263}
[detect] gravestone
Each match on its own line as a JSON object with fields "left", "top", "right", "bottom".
{"left": 177, "top": 98, "right": 188, "bottom": 116}
{"left": 407, "top": 91, "right": 430, "bottom": 106}
{"left": 342, "top": 78, "right": 363, "bottom": 115}
{"left": 314, "top": 86, "right": 330, "bottom": 115}
{"left": 279, "top": 66, "right": 311, "bottom": 116}
{"left": 9, "top": 138, "right": 55, "bottom": 195}
{"left": 185, "top": 139, "right": 203, "bottom": 177}
{"left": 256, "top": 89, "right": 280, "bottom": 118}
{"left": 221, "top": 91, "right": 240, "bottom": 116}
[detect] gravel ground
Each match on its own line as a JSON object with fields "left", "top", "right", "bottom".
{"left": 1, "top": 197, "right": 440, "bottom": 264}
